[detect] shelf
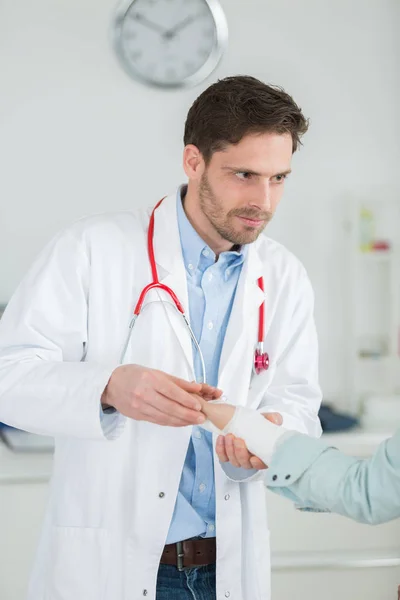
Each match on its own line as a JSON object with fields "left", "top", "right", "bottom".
{"left": 356, "top": 251, "right": 394, "bottom": 263}
{"left": 357, "top": 355, "right": 391, "bottom": 362}
{"left": 271, "top": 549, "right": 400, "bottom": 571}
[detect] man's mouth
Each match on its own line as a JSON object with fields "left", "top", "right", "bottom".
{"left": 236, "top": 215, "right": 266, "bottom": 228}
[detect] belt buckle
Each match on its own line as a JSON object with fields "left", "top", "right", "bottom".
{"left": 176, "top": 541, "right": 185, "bottom": 571}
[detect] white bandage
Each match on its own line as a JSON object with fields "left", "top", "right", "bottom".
{"left": 222, "top": 406, "right": 288, "bottom": 465}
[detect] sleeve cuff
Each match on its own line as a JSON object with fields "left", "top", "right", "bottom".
{"left": 100, "top": 408, "right": 126, "bottom": 440}
{"left": 219, "top": 461, "right": 264, "bottom": 482}
{"left": 265, "top": 432, "right": 334, "bottom": 487}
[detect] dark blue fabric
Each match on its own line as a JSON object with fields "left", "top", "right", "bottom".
{"left": 156, "top": 563, "right": 216, "bottom": 600}
{"left": 319, "top": 404, "right": 359, "bottom": 432}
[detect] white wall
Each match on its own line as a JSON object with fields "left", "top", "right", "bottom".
{"left": 0, "top": 0, "right": 399, "bottom": 403}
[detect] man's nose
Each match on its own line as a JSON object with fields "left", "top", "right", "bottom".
{"left": 249, "top": 181, "right": 271, "bottom": 212}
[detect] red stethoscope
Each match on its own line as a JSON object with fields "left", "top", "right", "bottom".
{"left": 121, "top": 198, "right": 269, "bottom": 381}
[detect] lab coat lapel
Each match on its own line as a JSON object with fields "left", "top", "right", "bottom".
{"left": 218, "top": 242, "right": 265, "bottom": 395}
{"left": 151, "top": 193, "right": 194, "bottom": 373}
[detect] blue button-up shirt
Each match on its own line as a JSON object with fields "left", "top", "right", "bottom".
{"left": 166, "top": 187, "right": 246, "bottom": 544}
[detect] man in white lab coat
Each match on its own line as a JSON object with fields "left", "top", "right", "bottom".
{"left": 0, "top": 75, "right": 322, "bottom": 600}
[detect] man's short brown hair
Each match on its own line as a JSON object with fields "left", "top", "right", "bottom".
{"left": 184, "top": 75, "right": 309, "bottom": 163}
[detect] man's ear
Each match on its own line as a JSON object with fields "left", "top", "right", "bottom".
{"left": 183, "top": 144, "right": 205, "bottom": 181}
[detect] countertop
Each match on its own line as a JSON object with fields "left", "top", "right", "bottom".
{"left": 0, "top": 428, "right": 395, "bottom": 485}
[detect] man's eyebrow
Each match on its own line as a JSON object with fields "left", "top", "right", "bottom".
{"left": 222, "top": 166, "right": 292, "bottom": 177}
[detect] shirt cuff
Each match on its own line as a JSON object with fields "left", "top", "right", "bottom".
{"left": 99, "top": 403, "right": 126, "bottom": 440}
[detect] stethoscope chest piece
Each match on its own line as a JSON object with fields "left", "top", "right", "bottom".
{"left": 254, "top": 345, "right": 269, "bottom": 375}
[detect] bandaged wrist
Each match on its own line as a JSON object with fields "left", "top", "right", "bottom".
{"left": 222, "top": 406, "right": 288, "bottom": 464}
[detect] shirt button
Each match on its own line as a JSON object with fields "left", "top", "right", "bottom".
{"left": 188, "top": 263, "right": 194, "bottom": 271}
{"left": 194, "top": 430, "right": 202, "bottom": 439}
{"left": 199, "top": 483, "right": 206, "bottom": 492}
{"left": 207, "top": 321, "right": 213, "bottom": 330}
{"left": 209, "top": 523, "right": 215, "bottom": 532}
{"left": 203, "top": 249, "right": 210, "bottom": 257}
{"left": 159, "top": 492, "right": 165, "bottom": 498}
{"left": 224, "top": 494, "right": 230, "bottom": 501}
{"left": 143, "top": 591, "right": 148, "bottom": 596}
{"left": 225, "top": 592, "right": 231, "bottom": 598}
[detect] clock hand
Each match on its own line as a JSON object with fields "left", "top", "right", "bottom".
{"left": 132, "top": 12, "right": 166, "bottom": 35}
{"left": 163, "top": 14, "right": 197, "bottom": 40}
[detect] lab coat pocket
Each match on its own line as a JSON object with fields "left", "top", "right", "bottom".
{"left": 45, "top": 526, "right": 109, "bottom": 600}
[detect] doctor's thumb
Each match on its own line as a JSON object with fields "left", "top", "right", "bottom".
{"left": 261, "top": 412, "right": 283, "bottom": 426}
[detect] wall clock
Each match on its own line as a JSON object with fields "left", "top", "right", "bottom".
{"left": 113, "top": 0, "right": 228, "bottom": 89}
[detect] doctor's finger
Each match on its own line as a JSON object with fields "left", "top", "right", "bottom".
{"left": 197, "top": 384, "right": 223, "bottom": 400}
{"left": 232, "top": 438, "right": 254, "bottom": 469}
{"left": 140, "top": 404, "right": 194, "bottom": 427}
{"left": 216, "top": 436, "right": 229, "bottom": 462}
{"left": 156, "top": 378, "right": 203, "bottom": 411}
{"left": 261, "top": 412, "right": 283, "bottom": 426}
{"left": 224, "top": 434, "right": 241, "bottom": 468}
{"left": 249, "top": 456, "right": 268, "bottom": 470}
{"left": 167, "top": 374, "right": 204, "bottom": 395}
{"left": 147, "top": 393, "right": 206, "bottom": 425}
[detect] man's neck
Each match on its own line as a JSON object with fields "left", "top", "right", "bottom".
{"left": 181, "top": 186, "right": 234, "bottom": 258}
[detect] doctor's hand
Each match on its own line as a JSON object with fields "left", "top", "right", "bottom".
{"left": 101, "top": 365, "right": 221, "bottom": 427}
{"left": 216, "top": 412, "right": 283, "bottom": 470}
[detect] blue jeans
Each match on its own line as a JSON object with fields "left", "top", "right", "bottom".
{"left": 156, "top": 563, "right": 216, "bottom": 600}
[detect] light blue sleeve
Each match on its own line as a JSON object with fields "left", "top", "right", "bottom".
{"left": 100, "top": 404, "right": 126, "bottom": 439}
{"left": 266, "top": 429, "right": 400, "bottom": 525}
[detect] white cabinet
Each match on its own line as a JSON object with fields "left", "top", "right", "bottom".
{"left": 0, "top": 432, "right": 399, "bottom": 600}
{"left": 268, "top": 431, "right": 400, "bottom": 600}
{"left": 271, "top": 567, "right": 399, "bottom": 600}
{"left": 0, "top": 444, "right": 52, "bottom": 600}
{"left": 0, "top": 483, "right": 48, "bottom": 600}
{"left": 268, "top": 491, "right": 400, "bottom": 600}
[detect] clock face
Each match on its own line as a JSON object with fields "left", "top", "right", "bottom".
{"left": 113, "top": 0, "right": 228, "bottom": 88}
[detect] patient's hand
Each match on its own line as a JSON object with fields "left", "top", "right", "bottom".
{"left": 198, "top": 397, "right": 283, "bottom": 470}
{"left": 216, "top": 412, "right": 283, "bottom": 470}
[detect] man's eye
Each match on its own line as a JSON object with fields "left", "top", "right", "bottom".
{"left": 236, "top": 172, "right": 252, "bottom": 180}
{"left": 273, "top": 174, "right": 287, "bottom": 183}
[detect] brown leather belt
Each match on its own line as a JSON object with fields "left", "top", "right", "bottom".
{"left": 160, "top": 538, "right": 216, "bottom": 571}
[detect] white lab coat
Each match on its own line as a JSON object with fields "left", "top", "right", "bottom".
{"left": 0, "top": 191, "right": 322, "bottom": 600}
